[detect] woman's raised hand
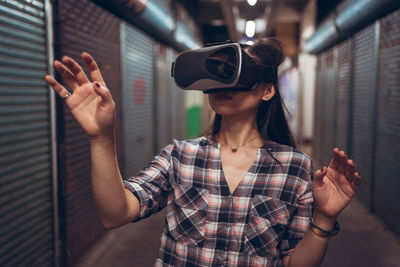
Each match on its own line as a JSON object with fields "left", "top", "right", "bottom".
{"left": 312, "top": 148, "right": 362, "bottom": 221}
{"left": 45, "top": 52, "right": 115, "bottom": 139}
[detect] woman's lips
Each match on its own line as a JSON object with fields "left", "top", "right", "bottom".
{"left": 214, "top": 92, "right": 233, "bottom": 101}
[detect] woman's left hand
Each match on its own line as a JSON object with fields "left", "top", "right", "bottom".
{"left": 312, "top": 148, "right": 362, "bottom": 221}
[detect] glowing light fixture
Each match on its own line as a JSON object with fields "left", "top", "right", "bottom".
{"left": 245, "top": 20, "right": 256, "bottom": 37}
{"left": 247, "top": 0, "right": 257, "bottom": 6}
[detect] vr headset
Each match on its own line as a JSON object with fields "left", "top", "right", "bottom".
{"left": 171, "top": 41, "right": 277, "bottom": 94}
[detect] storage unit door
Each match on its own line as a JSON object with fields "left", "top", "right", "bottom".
{"left": 0, "top": 1, "right": 55, "bottom": 266}
{"left": 168, "top": 49, "right": 186, "bottom": 140}
{"left": 314, "top": 55, "right": 324, "bottom": 163}
{"left": 374, "top": 9, "right": 400, "bottom": 235}
{"left": 334, "top": 40, "right": 351, "bottom": 152}
{"left": 351, "top": 24, "right": 377, "bottom": 208}
{"left": 315, "top": 48, "right": 336, "bottom": 166}
{"left": 121, "top": 22, "right": 155, "bottom": 177}
{"left": 56, "top": 0, "right": 122, "bottom": 265}
{"left": 155, "top": 44, "right": 172, "bottom": 152}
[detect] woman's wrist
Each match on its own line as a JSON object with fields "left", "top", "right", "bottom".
{"left": 89, "top": 133, "right": 117, "bottom": 153}
{"left": 309, "top": 216, "right": 340, "bottom": 238}
{"left": 89, "top": 132, "right": 115, "bottom": 144}
{"left": 312, "top": 210, "right": 337, "bottom": 230}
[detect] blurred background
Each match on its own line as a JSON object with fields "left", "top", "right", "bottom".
{"left": 0, "top": 0, "right": 400, "bottom": 266}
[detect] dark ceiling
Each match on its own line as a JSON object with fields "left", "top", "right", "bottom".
{"left": 178, "top": 0, "right": 309, "bottom": 44}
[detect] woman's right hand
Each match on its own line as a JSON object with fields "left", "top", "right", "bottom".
{"left": 44, "top": 52, "right": 115, "bottom": 139}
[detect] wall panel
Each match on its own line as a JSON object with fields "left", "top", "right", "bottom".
{"left": 155, "top": 44, "right": 172, "bottom": 152}
{"left": 314, "top": 48, "right": 336, "bottom": 166}
{"left": 56, "top": 0, "right": 122, "bottom": 265}
{"left": 121, "top": 22, "right": 155, "bottom": 177}
{"left": 0, "top": 0, "right": 55, "bottom": 266}
{"left": 351, "top": 24, "right": 377, "bottom": 208}
{"left": 374, "top": 9, "right": 400, "bottom": 234}
{"left": 334, "top": 39, "right": 351, "bottom": 152}
{"left": 169, "top": 50, "right": 186, "bottom": 140}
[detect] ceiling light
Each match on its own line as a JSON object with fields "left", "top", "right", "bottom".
{"left": 247, "top": 0, "right": 257, "bottom": 6}
{"left": 245, "top": 20, "right": 256, "bottom": 37}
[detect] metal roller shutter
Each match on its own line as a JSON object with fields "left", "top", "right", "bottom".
{"left": 55, "top": 0, "right": 122, "bottom": 265}
{"left": 374, "top": 9, "right": 400, "bottom": 234}
{"left": 0, "top": 0, "right": 56, "bottom": 266}
{"left": 322, "top": 49, "right": 336, "bottom": 166}
{"left": 351, "top": 23, "right": 378, "bottom": 208}
{"left": 334, "top": 39, "right": 351, "bottom": 152}
{"left": 121, "top": 22, "right": 155, "bottom": 177}
{"left": 314, "top": 48, "right": 336, "bottom": 166}
{"left": 169, "top": 50, "right": 186, "bottom": 140}
{"left": 314, "top": 54, "right": 324, "bottom": 163}
{"left": 155, "top": 44, "right": 172, "bottom": 152}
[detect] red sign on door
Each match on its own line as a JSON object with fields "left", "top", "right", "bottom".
{"left": 133, "top": 77, "right": 146, "bottom": 105}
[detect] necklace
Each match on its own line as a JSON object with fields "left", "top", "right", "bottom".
{"left": 219, "top": 134, "right": 260, "bottom": 153}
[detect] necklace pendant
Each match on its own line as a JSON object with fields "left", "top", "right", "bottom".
{"left": 231, "top": 148, "right": 237, "bottom": 152}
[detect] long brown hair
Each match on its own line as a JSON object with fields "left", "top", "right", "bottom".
{"left": 210, "top": 38, "right": 297, "bottom": 148}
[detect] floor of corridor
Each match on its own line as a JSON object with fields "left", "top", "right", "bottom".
{"left": 74, "top": 145, "right": 400, "bottom": 267}
{"left": 73, "top": 199, "right": 400, "bottom": 267}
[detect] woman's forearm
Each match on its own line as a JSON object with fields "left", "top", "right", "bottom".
{"left": 89, "top": 134, "right": 140, "bottom": 228}
{"left": 286, "top": 212, "right": 336, "bottom": 267}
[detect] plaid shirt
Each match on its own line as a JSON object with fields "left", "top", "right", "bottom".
{"left": 124, "top": 136, "right": 313, "bottom": 267}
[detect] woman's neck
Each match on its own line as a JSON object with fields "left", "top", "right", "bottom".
{"left": 217, "top": 113, "right": 262, "bottom": 148}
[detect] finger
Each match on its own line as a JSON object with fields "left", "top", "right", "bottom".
{"left": 314, "top": 166, "right": 327, "bottom": 186}
{"left": 61, "top": 56, "right": 90, "bottom": 85}
{"left": 354, "top": 172, "right": 362, "bottom": 185}
{"left": 338, "top": 150, "right": 348, "bottom": 173}
{"left": 328, "top": 148, "right": 340, "bottom": 170}
{"left": 351, "top": 172, "right": 362, "bottom": 190}
{"left": 93, "top": 81, "right": 112, "bottom": 105}
{"left": 345, "top": 160, "right": 356, "bottom": 182}
{"left": 82, "top": 52, "right": 105, "bottom": 85}
{"left": 53, "top": 60, "right": 79, "bottom": 91}
{"left": 45, "top": 75, "right": 71, "bottom": 100}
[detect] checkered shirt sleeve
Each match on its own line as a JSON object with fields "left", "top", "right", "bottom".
{"left": 124, "top": 143, "right": 173, "bottom": 221}
{"left": 278, "top": 159, "right": 314, "bottom": 257}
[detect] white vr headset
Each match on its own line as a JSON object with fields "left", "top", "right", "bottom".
{"left": 171, "top": 41, "right": 277, "bottom": 93}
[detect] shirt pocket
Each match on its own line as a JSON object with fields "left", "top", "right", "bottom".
{"left": 165, "top": 184, "right": 208, "bottom": 247}
{"left": 244, "top": 195, "right": 297, "bottom": 259}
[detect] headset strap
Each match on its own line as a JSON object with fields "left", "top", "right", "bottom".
{"left": 253, "top": 65, "right": 278, "bottom": 83}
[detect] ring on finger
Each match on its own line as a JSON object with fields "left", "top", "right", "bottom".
{"left": 64, "top": 92, "right": 71, "bottom": 99}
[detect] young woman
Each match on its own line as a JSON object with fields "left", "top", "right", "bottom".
{"left": 44, "top": 38, "right": 361, "bottom": 267}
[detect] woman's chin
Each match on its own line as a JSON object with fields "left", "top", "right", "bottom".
{"left": 211, "top": 106, "right": 240, "bottom": 116}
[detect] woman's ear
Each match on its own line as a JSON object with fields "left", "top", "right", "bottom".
{"left": 262, "top": 84, "right": 276, "bottom": 101}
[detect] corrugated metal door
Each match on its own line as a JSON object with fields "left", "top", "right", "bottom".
{"left": 314, "top": 54, "right": 324, "bottom": 163}
{"left": 56, "top": 0, "right": 122, "bottom": 265}
{"left": 121, "top": 22, "right": 155, "bottom": 177}
{"left": 169, "top": 50, "right": 186, "bottom": 140}
{"left": 314, "top": 48, "right": 336, "bottom": 166}
{"left": 334, "top": 39, "right": 351, "bottom": 152}
{"left": 155, "top": 44, "right": 172, "bottom": 152}
{"left": 0, "top": 1, "right": 56, "bottom": 266}
{"left": 351, "top": 23, "right": 378, "bottom": 208}
{"left": 374, "top": 9, "right": 400, "bottom": 234}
